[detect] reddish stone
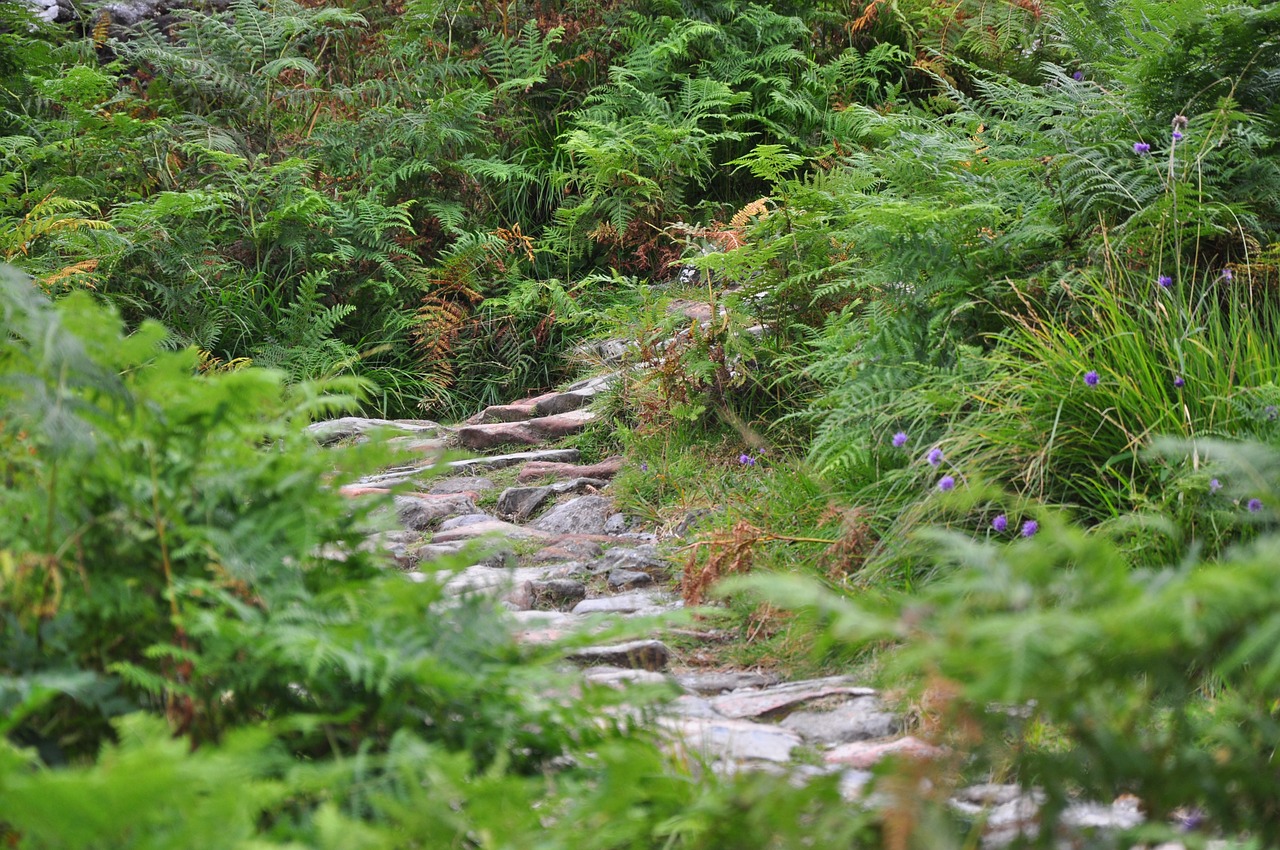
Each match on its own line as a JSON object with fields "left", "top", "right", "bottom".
{"left": 823, "top": 736, "right": 944, "bottom": 769}
{"left": 517, "top": 455, "right": 625, "bottom": 483}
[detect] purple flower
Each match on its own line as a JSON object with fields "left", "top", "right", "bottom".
{"left": 938, "top": 475, "right": 956, "bottom": 492}
{"left": 1248, "top": 498, "right": 1263, "bottom": 513}
{"left": 992, "top": 514, "right": 1008, "bottom": 533}
{"left": 1133, "top": 142, "right": 1151, "bottom": 155}
{"left": 892, "top": 431, "right": 908, "bottom": 448}
{"left": 1021, "top": 520, "right": 1039, "bottom": 538}
{"left": 927, "top": 447, "right": 944, "bottom": 467}
{"left": 738, "top": 453, "right": 756, "bottom": 466}
{"left": 1174, "top": 375, "right": 1185, "bottom": 388}
{"left": 1172, "top": 130, "right": 1184, "bottom": 141}
{"left": 1072, "top": 71, "right": 1084, "bottom": 81}
{"left": 1158, "top": 275, "right": 1173, "bottom": 288}
{"left": 1222, "top": 268, "right": 1234, "bottom": 281}
{"left": 1268, "top": 405, "right": 1279, "bottom": 421}
{"left": 1210, "top": 478, "right": 1222, "bottom": 493}
{"left": 1084, "top": 370, "right": 1100, "bottom": 387}
{"left": 639, "top": 462, "right": 648, "bottom": 472}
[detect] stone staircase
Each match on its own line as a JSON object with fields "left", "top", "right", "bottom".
{"left": 314, "top": 367, "right": 1150, "bottom": 847}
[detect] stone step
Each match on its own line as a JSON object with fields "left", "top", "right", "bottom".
{"left": 308, "top": 416, "right": 441, "bottom": 446}
{"left": 456, "top": 410, "right": 597, "bottom": 451}
{"left": 517, "top": 455, "right": 625, "bottom": 483}
{"left": 470, "top": 375, "right": 615, "bottom": 425}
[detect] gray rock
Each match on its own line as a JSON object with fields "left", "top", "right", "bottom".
{"left": 497, "top": 486, "right": 555, "bottom": 521}
{"left": 431, "top": 519, "right": 551, "bottom": 545}
{"left": 566, "top": 639, "right": 671, "bottom": 671}
{"left": 660, "top": 716, "right": 800, "bottom": 764}
{"left": 531, "top": 495, "right": 613, "bottom": 535}
{"left": 528, "top": 579, "right": 587, "bottom": 610}
{"left": 429, "top": 476, "right": 496, "bottom": 495}
{"left": 604, "top": 512, "right": 631, "bottom": 534}
{"left": 584, "top": 667, "right": 670, "bottom": 688}
{"left": 572, "top": 590, "right": 671, "bottom": 615}
{"left": 673, "top": 508, "right": 716, "bottom": 538}
{"left": 708, "top": 676, "right": 877, "bottom": 720}
{"left": 779, "top": 696, "right": 900, "bottom": 744}
{"left": 438, "top": 513, "right": 496, "bottom": 531}
{"left": 529, "top": 539, "right": 604, "bottom": 563}
{"left": 595, "top": 544, "right": 663, "bottom": 573}
{"left": 394, "top": 494, "right": 478, "bottom": 531}
{"left": 675, "top": 670, "right": 781, "bottom": 695}
{"left": 607, "top": 568, "right": 653, "bottom": 589}
{"left": 308, "top": 416, "right": 439, "bottom": 446}
{"left": 446, "top": 448, "right": 580, "bottom": 473}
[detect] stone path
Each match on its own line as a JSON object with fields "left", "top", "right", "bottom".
{"left": 316, "top": 365, "right": 1152, "bottom": 847}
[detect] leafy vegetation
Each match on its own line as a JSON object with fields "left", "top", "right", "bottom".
{"left": 4, "top": 0, "right": 1280, "bottom": 844}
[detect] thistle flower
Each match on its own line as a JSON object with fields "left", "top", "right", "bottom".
{"left": 1210, "top": 478, "right": 1222, "bottom": 493}
{"left": 1248, "top": 498, "right": 1263, "bottom": 513}
{"left": 992, "top": 514, "right": 1008, "bottom": 533}
{"left": 1133, "top": 142, "right": 1151, "bottom": 154}
{"left": 1174, "top": 375, "right": 1185, "bottom": 388}
{"left": 1158, "top": 275, "right": 1173, "bottom": 288}
{"left": 927, "top": 447, "right": 944, "bottom": 467}
{"left": 892, "top": 431, "right": 908, "bottom": 448}
{"left": 1084, "top": 370, "right": 1100, "bottom": 387}
{"left": 938, "top": 475, "right": 956, "bottom": 492}
{"left": 1021, "top": 520, "right": 1039, "bottom": 538}
{"left": 1172, "top": 114, "right": 1189, "bottom": 131}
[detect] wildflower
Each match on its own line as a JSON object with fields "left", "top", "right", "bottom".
{"left": 1248, "top": 498, "right": 1263, "bottom": 513}
{"left": 1174, "top": 375, "right": 1185, "bottom": 388}
{"left": 1268, "top": 405, "right": 1279, "bottom": 421}
{"left": 1021, "top": 520, "right": 1039, "bottom": 538}
{"left": 738, "top": 453, "right": 756, "bottom": 466}
{"left": 1172, "top": 114, "right": 1189, "bottom": 131}
{"left": 1210, "top": 478, "right": 1222, "bottom": 493}
{"left": 1072, "top": 71, "right": 1084, "bottom": 81}
{"left": 938, "top": 475, "right": 956, "bottom": 492}
{"left": 1172, "top": 130, "right": 1184, "bottom": 141}
{"left": 927, "top": 447, "right": 944, "bottom": 467}
{"left": 1222, "top": 268, "right": 1234, "bottom": 281}
{"left": 992, "top": 514, "right": 1008, "bottom": 533}
{"left": 1133, "top": 142, "right": 1151, "bottom": 155}
{"left": 639, "top": 462, "right": 649, "bottom": 472}
{"left": 1084, "top": 370, "right": 1100, "bottom": 387}
{"left": 892, "top": 431, "right": 908, "bottom": 448}
{"left": 1157, "top": 275, "right": 1173, "bottom": 288}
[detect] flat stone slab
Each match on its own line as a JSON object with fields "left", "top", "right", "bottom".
{"left": 448, "top": 448, "right": 580, "bottom": 473}
{"left": 661, "top": 716, "right": 801, "bottom": 764}
{"left": 438, "top": 513, "right": 497, "bottom": 531}
{"left": 566, "top": 639, "right": 671, "bottom": 671}
{"left": 527, "top": 578, "right": 587, "bottom": 610}
{"left": 571, "top": 589, "right": 673, "bottom": 615}
{"left": 440, "top": 564, "right": 558, "bottom": 596}
{"left": 675, "top": 671, "right": 781, "bottom": 695}
{"left": 456, "top": 410, "right": 597, "bottom": 451}
{"left": 394, "top": 493, "right": 478, "bottom": 531}
{"left": 308, "top": 417, "right": 440, "bottom": 446}
{"left": 823, "top": 736, "right": 943, "bottom": 769}
{"left": 594, "top": 544, "right": 663, "bottom": 574}
{"left": 778, "top": 696, "right": 900, "bottom": 744}
{"left": 497, "top": 478, "right": 609, "bottom": 522}
{"left": 428, "top": 476, "right": 497, "bottom": 495}
{"left": 517, "top": 455, "right": 624, "bottom": 483}
{"left": 531, "top": 495, "right": 613, "bottom": 535}
{"left": 584, "top": 667, "right": 671, "bottom": 688}
{"left": 431, "top": 519, "right": 552, "bottom": 544}
{"left": 608, "top": 568, "right": 653, "bottom": 589}
{"left": 707, "top": 676, "right": 877, "bottom": 720}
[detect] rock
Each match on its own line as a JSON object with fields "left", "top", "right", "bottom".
{"left": 673, "top": 508, "right": 716, "bottom": 538}
{"left": 822, "top": 736, "right": 943, "bottom": 769}
{"left": 497, "top": 486, "right": 555, "bottom": 521}
{"left": 308, "top": 416, "right": 439, "bottom": 446}
{"left": 473, "top": 402, "right": 540, "bottom": 424}
{"left": 533, "top": 376, "right": 613, "bottom": 416}
{"left": 953, "top": 784, "right": 1026, "bottom": 807}
{"left": 566, "top": 639, "right": 671, "bottom": 671}
{"left": 456, "top": 410, "right": 597, "bottom": 451}
{"left": 447, "top": 448, "right": 580, "bottom": 474}
{"left": 438, "top": 513, "right": 496, "bottom": 531}
{"left": 363, "top": 530, "right": 424, "bottom": 568}
{"left": 431, "top": 519, "right": 552, "bottom": 545}
{"left": 707, "top": 676, "right": 877, "bottom": 720}
{"left": 428, "top": 476, "right": 497, "bottom": 495}
{"left": 529, "top": 538, "right": 604, "bottom": 563}
{"left": 441, "top": 564, "right": 557, "bottom": 597}
{"left": 528, "top": 579, "right": 587, "bottom": 610}
{"left": 594, "top": 544, "right": 663, "bottom": 574}
{"left": 604, "top": 513, "right": 630, "bottom": 534}
{"left": 675, "top": 671, "right": 780, "bottom": 695}
{"left": 517, "top": 455, "right": 624, "bottom": 483}
{"left": 531, "top": 495, "right": 613, "bottom": 535}
{"left": 584, "top": 667, "right": 670, "bottom": 688}
{"left": 571, "top": 589, "right": 672, "bottom": 615}
{"left": 394, "top": 493, "right": 478, "bottom": 531}
{"left": 572, "top": 337, "right": 631, "bottom": 366}
{"left": 779, "top": 696, "right": 900, "bottom": 745}
{"left": 661, "top": 716, "right": 800, "bottom": 763}
{"left": 607, "top": 568, "right": 653, "bottom": 589}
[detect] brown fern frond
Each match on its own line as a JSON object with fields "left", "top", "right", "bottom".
{"left": 728, "top": 197, "right": 771, "bottom": 231}
{"left": 493, "top": 223, "right": 536, "bottom": 262}
{"left": 682, "top": 520, "right": 760, "bottom": 605}
{"left": 93, "top": 11, "right": 112, "bottom": 47}
{"left": 38, "top": 259, "right": 99, "bottom": 293}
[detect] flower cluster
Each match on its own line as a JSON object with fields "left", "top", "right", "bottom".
{"left": 990, "top": 514, "right": 1037, "bottom": 537}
